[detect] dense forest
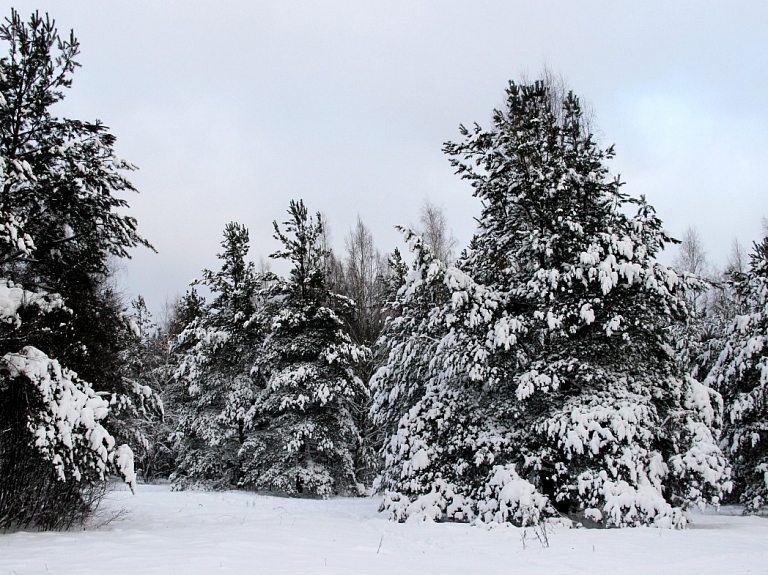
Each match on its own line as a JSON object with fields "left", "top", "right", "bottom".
{"left": 1, "top": 9, "right": 766, "bottom": 532}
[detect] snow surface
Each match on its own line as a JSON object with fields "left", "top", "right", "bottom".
{"left": 1, "top": 485, "right": 767, "bottom": 574}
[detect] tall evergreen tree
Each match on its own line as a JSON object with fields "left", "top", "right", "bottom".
{"left": 172, "top": 223, "right": 263, "bottom": 488}
{"left": 0, "top": 8, "right": 157, "bottom": 453}
{"left": 0, "top": 9, "right": 144, "bottom": 528}
{"left": 0, "top": 9, "right": 151, "bottom": 383}
{"left": 242, "top": 200, "right": 368, "bottom": 496}
{"left": 373, "top": 79, "right": 730, "bottom": 528}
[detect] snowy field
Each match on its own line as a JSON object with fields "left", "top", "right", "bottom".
{"left": 1, "top": 485, "right": 766, "bottom": 575}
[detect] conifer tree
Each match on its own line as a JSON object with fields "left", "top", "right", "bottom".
{"left": 0, "top": 9, "right": 147, "bottom": 528}
{"left": 371, "top": 234, "right": 455, "bottom": 452}
{"left": 706, "top": 236, "right": 768, "bottom": 511}
{"left": 0, "top": 9, "right": 152, "bottom": 389}
{"left": 243, "top": 200, "right": 368, "bottom": 496}
{"left": 173, "top": 223, "right": 263, "bottom": 488}
{"left": 373, "top": 79, "right": 730, "bottom": 528}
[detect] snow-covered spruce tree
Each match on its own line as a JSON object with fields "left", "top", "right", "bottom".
{"left": 242, "top": 200, "right": 368, "bottom": 497}
{"left": 0, "top": 9, "right": 146, "bottom": 529}
{"left": 374, "top": 80, "right": 730, "bottom": 528}
{"left": 160, "top": 289, "right": 204, "bottom": 478}
{"left": 172, "top": 223, "right": 263, "bottom": 489}
{"left": 706, "top": 236, "right": 768, "bottom": 511}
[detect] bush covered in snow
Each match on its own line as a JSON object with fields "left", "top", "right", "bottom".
{"left": 0, "top": 312, "right": 137, "bottom": 529}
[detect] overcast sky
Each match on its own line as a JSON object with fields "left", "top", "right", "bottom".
{"left": 9, "top": 1, "right": 768, "bottom": 315}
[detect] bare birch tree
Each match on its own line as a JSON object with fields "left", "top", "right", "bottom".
{"left": 417, "top": 199, "right": 458, "bottom": 264}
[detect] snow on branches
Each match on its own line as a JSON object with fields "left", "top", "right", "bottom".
{"left": 706, "top": 237, "right": 768, "bottom": 510}
{"left": 373, "top": 78, "right": 730, "bottom": 528}
{"left": 172, "top": 208, "right": 369, "bottom": 497}
{"left": 3, "top": 346, "right": 136, "bottom": 489}
{"left": 0, "top": 8, "right": 154, "bottom": 529}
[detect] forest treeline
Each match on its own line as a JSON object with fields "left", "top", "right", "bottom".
{"left": 1, "top": 9, "right": 767, "bottom": 531}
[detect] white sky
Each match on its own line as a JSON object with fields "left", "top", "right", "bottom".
{"left": 9, "top": 1, "right": 767, "bottom": 314}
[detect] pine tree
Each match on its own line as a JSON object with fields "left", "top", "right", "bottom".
{"left": 172, "top": 223, "right": 263, "bottom": 488}
{"left": 0, "top": 9, "right": 146, "bottom": 529}
{"left": 0, "top": 10, "right": 152, "bottom": 390}
{"left": 371, "top": 233, "right": 456, "bottom": 455}
{"left": 373, "top": 79, "right": 730, "bottom": 528}
{"left": 706, "top": 236, "right": 768, "bottom": 511}
{"left": 242, "top": 200, "right": 368, "bottom": 497}
{"left": 372, "top": 230, "right": 538, "bottom": 523}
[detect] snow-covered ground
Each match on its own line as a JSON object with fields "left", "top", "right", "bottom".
{"left": 1, "top": 485, "right": 766, "bottom": 574}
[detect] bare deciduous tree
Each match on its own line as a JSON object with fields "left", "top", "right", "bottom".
{"left": 673, "top": 226, "right": 709, "bottom": 314}
{"left": 257, "top": 255, "right": 272, "bottom": 274}
{"left": 316, "top": 212, "right": 345, "bottom": 294}
{"left": 520, "top": 66, "right": 597, "bottom": 138}
{"left": 726, "top": 238, "right": 747, "bottom": 275}
{"left": 674, "top": 226, "right": 708, "bottom": 277}
{"left": 417, "top": 198, "right": 458, "bottom": 264}
{"left": 340, "top": 216, "right": 389, "bottom": 484}
{"left": 343, "top": 215, "right": 387, "bottom": 347}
